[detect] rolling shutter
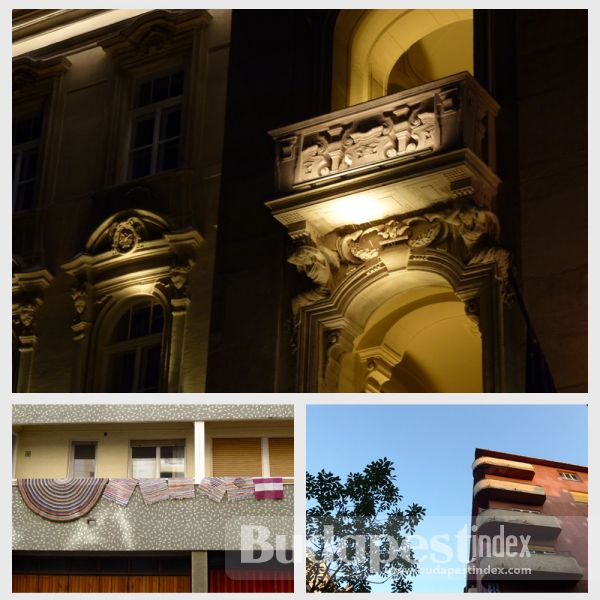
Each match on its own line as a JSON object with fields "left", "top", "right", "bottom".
{"left": 269, "top": 438, "right": 294, "bottom": 477}
{"left": 212, "top": 438, "right": 262, "bottom": 477}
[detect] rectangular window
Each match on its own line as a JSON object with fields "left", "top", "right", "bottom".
{"left": 71, "top": 442, "right": 97, "bottom": 478}
{"left": 559, "top": 472, "right": 581, "bottom": 481}
{"left": 128, "top": 70, "right": 183, "bottom": 180}
{"left": 130, "top": 440, "right": 185, "bottom": 478}
{"left": 13, "top": 111, "right": 43, "bottom": 211}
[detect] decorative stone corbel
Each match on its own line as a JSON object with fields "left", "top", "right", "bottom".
{"left": 357, "top": 347, "right": 403, "bottom": 393}
{"left": 70, "top": 281, "right": 94, "bottom": 341}
{"left": 288, "top": 243, "right": 340, "bottom": 324}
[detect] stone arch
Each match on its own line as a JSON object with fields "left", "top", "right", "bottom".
{"left": 332, "top": 9, "right": 473, "bottom": 109}
{"left": 296, "top": 246, "right": 502, "bottom": 393}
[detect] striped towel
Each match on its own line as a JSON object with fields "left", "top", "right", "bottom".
{"left": 197, "top": 477, "right": 229, "bottom": 502}
{"left": 227, "top": 477, "right": 255, "bottom": 501}
{"left": 168, "top": 478, "right": 195, "bottom": 500}
{"left": 138, "top": 478, "right": 170, "bottom": 505}
{"left": 17, "top": 478, "right": 108, "bottom": 521}
{"left": 253, "top": 477, "right": 284, "bottom": 500}
{"left": 103, "top": 479, "right": 138, "bottom": 506}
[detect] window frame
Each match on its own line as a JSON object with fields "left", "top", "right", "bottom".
{"left": 101, "top": 297, "right": 168, "bottom": 393}
{"left": 127, "top": 68, "right": 185, "bottom": 181}
{"left": 68, "top": 440, "right": 98, "bottom": 478}
{"left": 12, "top": 110, "right": 44, "bottom": 212}
{"left": 558, "top": 471, "right": 581, "bottom": 482}
{"left": 129, "top": 439, "right": 186, "bottom": 479}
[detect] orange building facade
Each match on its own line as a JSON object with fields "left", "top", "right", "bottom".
{"left": 467, "top": 448, "right": 587, "bottom": 592}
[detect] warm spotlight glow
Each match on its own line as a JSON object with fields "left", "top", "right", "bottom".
{"left": 13, "top": 10, "right": 153, "bottom": 57}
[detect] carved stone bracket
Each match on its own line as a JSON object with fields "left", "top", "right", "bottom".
{"left": 358, "top": 347, "right": 403, "bottom": 393}
{"left": 287, "top": 243, "right": 340, "bottom": 324}
{"left": 12, "top": 267, "right": 53, "bottom": 350}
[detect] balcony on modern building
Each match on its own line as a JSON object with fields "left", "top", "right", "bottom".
{"left": 12, "top": 480, "right": 293, "bottom": 553}
{"left": 480, "top": 552, "right": 584, "bottom": 582}
{"left": 473, "top": 479, "right": 546, "bottom": 507}
{"left": 472, "top": 456, "right": 535, "bottom": 482}
{"left": 267, "top": 71, "right": 500, "bottom": 238}
{"left": 476, "top": 508, "right": 561, "bottom": 540}
{"left": 12, "top": 404, "right": 294, "bottom": 553}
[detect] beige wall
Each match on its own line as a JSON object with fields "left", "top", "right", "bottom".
{"left": 14, "top": 423, "right": 194, "bottom": 479}
{"left": 14, "top": 419, "right": 294, "bottom": 479}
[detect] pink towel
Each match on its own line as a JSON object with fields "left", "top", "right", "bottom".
{"left": 253, "top": 477, "right": 284, "bottom": 500}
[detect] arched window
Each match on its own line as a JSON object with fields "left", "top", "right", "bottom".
{"left": 105, "top": 299, "right": 165, "bottom": 392}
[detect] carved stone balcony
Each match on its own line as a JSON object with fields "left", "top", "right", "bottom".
{"left": 12, "top": 483, "right": 293, "bottom": 553}
{"left": 476, "top": 508, "right": 561, "bottom": 540}
{"left": 473, "top": 456, "right": 535, "bottom": 481}
{"left": 268, "top": 72, "right": 500, "bottom": 238}
{"left": 473, "top": 479, "right": 546, "bottom": 507}
{"left": 480, "top": 553, "right": 584, "bottom": 581}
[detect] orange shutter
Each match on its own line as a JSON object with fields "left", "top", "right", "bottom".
{"left": 269, "top": 438, "right": 294, "bottom": 477}
{"left": 212, "top": 438, "right": 263, "bottom": 477}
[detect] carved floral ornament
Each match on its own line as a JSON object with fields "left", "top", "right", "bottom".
{"left": 287, "top": 200, "right": 511, "bottom": 321}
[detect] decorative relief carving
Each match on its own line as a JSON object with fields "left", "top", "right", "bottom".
{"left": 297, "top": 99, "right": 439, "bottom": 186}
{"left": 333, "top": 200, "right": 509, "bottom": 293}
{"left": 270, "top": 73, "right": 499, "bottom": 193}
{"left": 12, "top": 298, "right": 43, "bottom": 346}
{"left": 110, "top": 217, "right": 146, "bottom": 254}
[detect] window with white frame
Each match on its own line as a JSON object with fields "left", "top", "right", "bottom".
{"left": 105, "top": 299, "right": 164, "bottom": 392}
{"left": 128, "top": 70, "right": 184, "bottom": 180}
{"left": 559, "top": 471, "right": 581, "bottom": 481}
{"left": 70, "top": 441, "right": 97, "bottom": 478}
{"left": 13, "top": 111, "right": 43, "bottom": 211}
{"left": 130, "top": 440, "right": 185, "bottom": 478}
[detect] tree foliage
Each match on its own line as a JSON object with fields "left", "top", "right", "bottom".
{"left": 306, "top": 458, "right": 426, "bottom": 593}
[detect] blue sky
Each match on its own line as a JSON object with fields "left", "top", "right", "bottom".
{"left": 306, "top": 404, "right": 588, "bottom": 593}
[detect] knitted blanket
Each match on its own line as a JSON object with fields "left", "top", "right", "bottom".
{"left": 253, "top": 477, "right": 284, "bottom": 500}
{"left": 197, "top": 477, "right": 231, "bottom": 502}
{"left": 227, "top": 477, "right": 255, "bottom": 501}
{"left": 138, "top": 478, "right": 170, "bottom": 505}
{"left": 168, "top": 478, "right": 195, "bottom": 500}
{"left": 102, "top": 478, "right": 138, "bottom": 506}
{"left": 17, "top": 478, "right": 108, "bottom": 521}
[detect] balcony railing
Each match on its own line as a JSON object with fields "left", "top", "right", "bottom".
{"left": 473, "top": 479, "right": 546, "bottom": 507}
{"left": 472, "top": 456, "right": 535, "bottom": 481}
{"left": 13, "top": 482, "right": 293, "bottom": 553}
{"left": 476, "top": 508, "right": 561, "bottom": 540}
{"left": 480, "top": 552, "right": 584, "bottom": 581}
{"left": 270, "top": 72, "right": 499, "bottom": 194}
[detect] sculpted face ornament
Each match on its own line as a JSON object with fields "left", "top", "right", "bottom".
{"left": 110, "top": 218, "right": 145, "bottom": 254}
{"left": 18, "top": 304, "right": 36, "bottom": 328}
{"left": 288, "top": 245, "right": 338, "bottom": 287}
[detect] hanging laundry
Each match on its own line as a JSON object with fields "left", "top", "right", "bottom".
{"left": 253, "top": 477, "right": 284, "bottom": 500}
{"left": 102, "top": 478, "right": 138, "bottom": 506}
{"left": 138, "top": 478, "right": 170, "bottom": 505}
{"left": 168, "top": 478, "right": 195, "bottom": 499}
{"left": 17, "top": 478, "right": 108, "bottom": 521}
{"left": 227, "top": 477, "right": 255, "bottom": 501}
{"left": 197, "top": 477, "right": 230, "bottom": 502}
